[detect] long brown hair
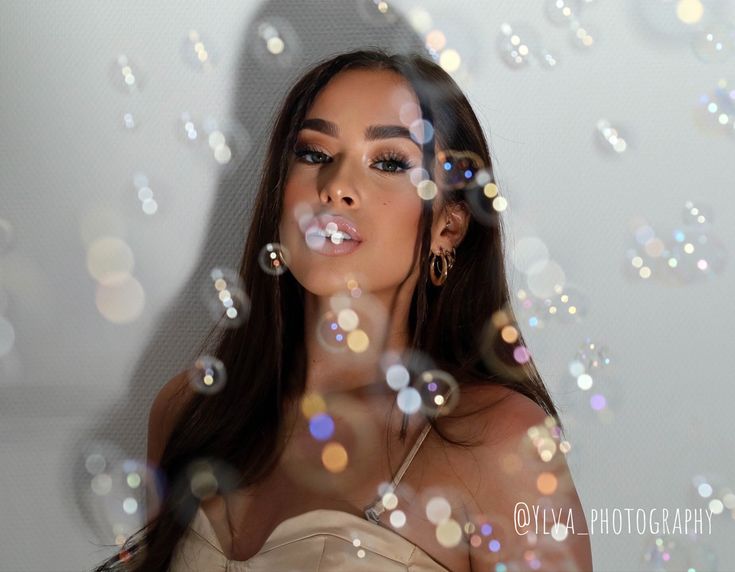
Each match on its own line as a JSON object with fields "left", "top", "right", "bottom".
{"left": 93, "top": 47, "right": 561, "bottom": 571}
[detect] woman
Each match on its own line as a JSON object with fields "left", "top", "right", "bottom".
{"left": 95, "top": 48, "right": 593, "bottom": 571}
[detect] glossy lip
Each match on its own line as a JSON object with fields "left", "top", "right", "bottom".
{"left": 309, "top": 214, "right": 364, "bottom": 242}
{"left": 303, "top": 213, "right": 364, "bottom": 257}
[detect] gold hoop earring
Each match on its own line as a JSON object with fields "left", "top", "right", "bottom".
{"left": 429, "top": 247, "right": 456, "bottom": 286}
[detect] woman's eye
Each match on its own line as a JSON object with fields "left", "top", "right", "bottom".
{"left": 293, "top": 146, "right": 413, "bottom": 174}
{"left": 373, "top": 159, "right": 410, "bottom": 173}
{"left": 294, "top": 147, "right": 330, "bottom": 164}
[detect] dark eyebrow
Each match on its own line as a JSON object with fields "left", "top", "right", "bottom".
{"left": 298, "top": 118, "right": 422, "bottom": 150}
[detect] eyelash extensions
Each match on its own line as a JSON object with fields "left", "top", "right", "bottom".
{"left": 293, "top": 144, "right": 414, "bottom": 174}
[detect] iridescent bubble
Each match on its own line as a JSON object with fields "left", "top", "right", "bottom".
{"left": 689, "top": 473, "right": 734, "bottom": 519}
{"left": 480, "top": 306, "right": 536, "bottom": 381}
{"left": 110, "top": 54, "right": 143, "bottom": 94}
{"left": 682, "top": 200, "right": 714, "bottom": 226}
{"left": 569, "top": 18, "right": 596, "bottom": 49}
{"left": 595, "top": 119, "right": 628, "bottom": 153}
{"left": 190, "top": 458, "right": 239, "bottom": 499}
{"left": 396, "top": 386, "right": 422, "bottom": 414}
{"left": 121, "top": 111, "right": 137, "bottom": 131}
{"left": 181, "top": 29, "right": 217, "bottom": 71}
{"left": 86, "top": 237, "right": 135, "bottom": 285}
{"left": 575, "top": 338, "right": 611, "bottom": 371}
{"left": 641, "top": 534, "right": 718, "bottom": 571}
{"left": 187, "top": 355, "right": 226, "bottom": 395}
{"left": 201, "top": 266, "right": 250, "bottom": 328}
{"left": 426, "top": 496, "right": 452, "bottom": 524}
{"left": 497, "top": 22, "right": 536, "bottom": 68}
{"left": 0, "top": 218, "right": 15, "bottom": 254}
{"left": 436, "top": 518, "right": 463, "bottom": 548}
{"left": 526, "top": 260, "right": 566, "bottom": 299}
{"left": 380, "top": 349, "right": 436, "bottom": 392}
{"left": 309, "top": 413, "right": 335, "bottom": 441}
{"left": 497, "top": 22, "right": 560, "bottom": 69}
{"left": 515, "top": 288, "right": 549, "bottom": 330}
{"left": 385, "top": 363, "right": 410, "bottom": 391}
{"left": 200, "top": 116, "right": 252, "bottom": 168}
{"left": 667, "top": 227, "right": 728, "bottom": 282}
{"left": 316, "top": 309, "right": 350, "bottom": 353}
{"left": 512, "top": 236, "right": 550, "bottom": 275}
{"left": 438, "top": 153, "right": 500, "bottom": 228}
{"left": 322, "top": 441, "right": 349, "bottom": 473}
{"left": 691, "top": 22, "right": 734, "bottom": 63}
{"left": 545, "top": 0, "right": 583, "bottom": 26}
{"left": 542, "top": 284, "right": 589, "bottom": 323}
{"left": 696, "top": 78, "right": 735, "bottom": 134}
{"left": 416, "top": 369, "right": 460, "bottom": 416}
{"left": 177, "top": 111, "right": 201, "bottom": 144}
{"left": 390, "top": 510, "right": 407, "bottom": 528}
{"left": 409, "top": 119, "right": 434, "bottom": 145}
{"left": 356, "top": 0, "right": 400, "bottom": 26}
{"left": 258, "top": 242, "right": 290, "bottom": 276}
{"left": 89, "top": 458, "right": 162, "bottom": 545}
{"left": 251, "top": 17, "right": 302, "bottom": 69}
{"left": 95, "top": 275, "right": 145, "bottom": 324}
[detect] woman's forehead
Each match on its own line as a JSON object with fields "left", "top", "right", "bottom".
{"left": 307, "top": 69, "right": 422, "bottom": 126}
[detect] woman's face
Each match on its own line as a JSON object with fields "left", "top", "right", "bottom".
{"left": 279, "top": 68, "right": 436, "bottom": 297}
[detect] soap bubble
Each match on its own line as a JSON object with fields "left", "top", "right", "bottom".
{"left": 201, "top": 266, "right": 250, "bottom": 328}
{"left": 187, "top": 355, "right": 227, "bottom": 395}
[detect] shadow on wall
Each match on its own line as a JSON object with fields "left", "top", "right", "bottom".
{"left": 72, "top": 0, "right": 428, "bottom": 558}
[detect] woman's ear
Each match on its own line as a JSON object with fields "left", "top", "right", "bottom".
{"left": 430, "top": 201, "right": 470, "bottom": 255}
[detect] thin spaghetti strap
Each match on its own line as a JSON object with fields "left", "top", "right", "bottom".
{"left": 363, "top": 421, "right": 432, "bottom": 523}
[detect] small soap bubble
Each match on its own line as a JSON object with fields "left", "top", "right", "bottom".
{"left": 201, "top": 116, "right": 251, "bottom": 168}
{"left": 187, "top": 355, "right": 227, "bottom": 395}
{"left": 497, "top": 22, "right": 535, "bottom": 68}
{"left": 575, "top": 338, "right": 611, "bottom": 372}
{"left": 641, "top": 534, "right": 718, "bottom": 571}
{"left": 682, "top": 200, "right": 714, "bottom": 227}
{"left": 201, "top": 266, "right": 250, "bottom": 328}
{"left": 321, "top": 442, "right": 349, "bottom": 473}
{"left": 181, "top": 29, "right": 217, "bottom": 72}
{"left": 396, "top": 386, "right": 422, "bottom": 414}
{"left": 390, "top": 509, "right": 407, "bottom": 528}
{"left": 543, "top": 284, "right": 589, "bottom": 323}
{"left": 426, "top": 496, "right": 452, "bottom": 524}
{"left": 696, "top": 79, "right": 735, "bottom": 134}
{"left": 309, "top": 413, "right": 335, "bottom": 441}
{"left": 409, "top": 119, "right": 434, "bottom": 145}
{"left": 177, "top": 111, "right": 201, "bottom": 144}
{"left": 513, "top": 236, "right": 550, "bottom": 275}
{"left": 545, "top": 0, "right": 583, "bottom": 26}
{"left": 251, "top": 17, "right": 302, "bottom": 69}
{"left": 122, "top": 112, "right": 137, "bottom": 131}
{"left": 498, "top": 22, "right": 559, "bottom": 69}
{"left": 110, "top": 54, "right": 143, "bottom": 94}
{"left": 691, "top": 22, "right": 734, "bottom": 63}
{"left": 595, "top": 119, "right": 628, "bottom": 153}
{"left": 416, "top": 369, "right": 459, "bottom": 416}
{"left": 316, "top": 309, "right": 350, "bottom": 353}
{"left": 667, "top": 227, "right": 728, "bottom": 283}
{"left": 258, "top": 242, "right": 290, "bottom": 276}
{"left": 569, "top": 18, "right": 596, "bottom": 49}
{"left": 356, "top": 0, "right": 400, "bottom": 26}
{"left": 89, "top": 458, "right": 162, "bottom": 544}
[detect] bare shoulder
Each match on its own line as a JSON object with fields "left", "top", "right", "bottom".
{"left": 433, "top": 383, "right": 549, "bottom": 447}
{"left": 147, "top": 370, "right": 198, "bottom": 468}
{"left": 431, "top": 383, "right": 594, "bottom": 570}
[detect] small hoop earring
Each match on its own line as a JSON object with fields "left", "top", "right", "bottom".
{"left": 429, "top": 247, "right": 456, "bottom": 286}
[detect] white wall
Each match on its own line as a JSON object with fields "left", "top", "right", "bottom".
{"left": 1, "top": 0, "right": 733, "bottom": 570}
